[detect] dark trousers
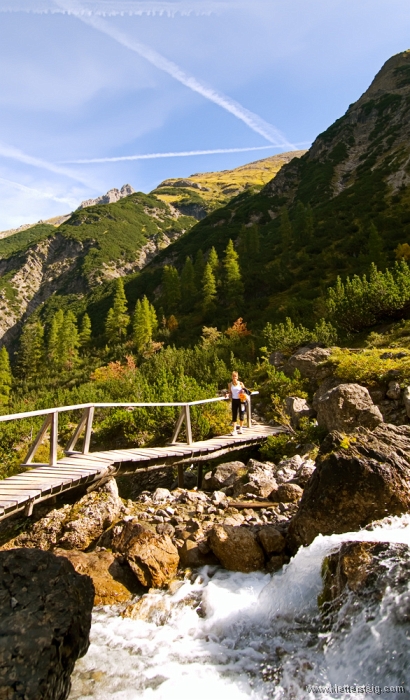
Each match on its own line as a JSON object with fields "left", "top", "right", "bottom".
{"left": 232, "top": 398, "right": 246, "bottom": 422}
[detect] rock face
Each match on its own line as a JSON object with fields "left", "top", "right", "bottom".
{"left": 316, "top": 383, "right": 383, "bottom": 432}
{"left": 285, "top": 396, "right": 315, "bottom": 428}
{"left": 288, "top": 424, "right": 410, "bottom": 550}
{"left": 77, "top": 184, "right": 135, "bottom": 210}
{"left": 55, "top": 549, "right": 141, "bottom": 605}
{"left": 208, "top": 525, "right": 265, "bottom": 572}
{"left": 112, "top": 519, "right": 179, "bottom": 588}
{"left": 0, "top": 548, "right": 94, "bottom": 700}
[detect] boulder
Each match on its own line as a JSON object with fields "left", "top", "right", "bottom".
{"left": 274, "top": 483, "right": 303, "bottom": 503}
{"left": 287, "top": 424, "right": 410, "bottom": 551}
{"left": 403, "top": 386, "right": 410, "bottom": 417}
{"left": 285, "top": 346, "right": 331, "bottom": 381}
{"left": 152, "top": 488, "right": 173, "bottom": 503}
{"left": 54, "top": 549, "right": 141, "bottom": 605}
{"left": 58, "top": 479, "right": 123, "bottom": 550}
{"left": 273, "top": 455, "right": 303, "bottom": 484}
{"left": 292, "top": 459, "right": 316, "bottom": 487}
{"left": 0, "top": 548, "right": 94, "bottom": 700}
{"left": 208, "top": 525, "right": 265, "bottom": 572}
{"left": 269, "top": 350, "right": 286, "bottom": 367}
{"left": 111, "top": 519, "right": 179, "bottom": 588}
{"left": 178, "top": 538, "right": 219, "bottom": 568}
{"left": 257, "top": 526, "right": 286, "bottom": 555}
{"left": 386, "top": 380, "right": 401, "bottom": 400}
{"left": 235, "top": 460, "right": 277, "bottom": 499}
{"left": 316, "top": 383, "right": 383, "bottom": 433}
{"left": 202, "top": 461, "right": 246, "bottom": 491}
{"left": 285, "top": 396, "right": 315, "bottom": 428}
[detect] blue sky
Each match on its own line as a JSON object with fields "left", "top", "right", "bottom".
{"left": 0, "top": 0, "right": 409, "bottom": 229}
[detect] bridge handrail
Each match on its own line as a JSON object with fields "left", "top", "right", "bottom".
{"left": 0, "top": 392, "right": 259, "bottom": 424}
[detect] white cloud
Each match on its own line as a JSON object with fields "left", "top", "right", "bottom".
{"left": 55, "top": 0, "right": 295, "bottom": 149}
{"left": 0, "top": 142, "right": 97, "bottom": 187}
{"left": 0, "top": 176, "right": 77, "bottom": 207}
{"left": 63, "top": 144, "right": 281, "bottom": 163}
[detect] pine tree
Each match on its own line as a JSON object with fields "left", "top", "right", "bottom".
{"left": 18, "top": 321, "right": 45, "bottom": 377}
{"left": 60, "top": 311, "right": 80, "bottom": 368}
{"left": 202, "top": 262, "right": 217, "bottom": 314}
{"left": 305, "top": 204, "right": 314, "bottom": 243}
{"left": 208, "top": 246, "right": 219, "bottom": 273}
{"left": 79, "top": 313, "right": 92, "bottom": 349}
{"left": 223, "top": 239, "right": 244, "bottom": 307}
{"left": 133, "top": 296, "right": 158, "bottom": 351}
{"left": 294, "top": 201, "right": 306, "bottom": 245}
{"left": 0, "top": 346, "right": 12, "bottom": 405}
{"left": 238, "top": 224, "right": 260, "bottom": 273}
{"left": 280, "top": 207, "right": 293, "bottom": 255}
{"left": 366, "top": 223, "right": 387, "bottom": 269}
{"left": 194, "top": 250, "right": 206, "bottom": 288}
{"left": 162, "top": 265, "right": 181, "bottom": 315}
{"left": 180, "top": 257, "right": 196, "bottom": 311}
{"left": 105, "top": 278, "right": 130, "bottom": 344}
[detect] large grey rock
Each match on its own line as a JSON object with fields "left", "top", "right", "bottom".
{"left": 202, "top": 461, "right": 246, "bottom": 491}
{"left": 208, "top": 525, "right": 265, "bottom": 572}
{"left": 288, "top": 424, "right": 410, "bottom": 551}
{"left": 316, "top": 383, "right": 383, "bottom": 433}
{"left": 235, "top": 459, "right": 277, "bottom": 499}
{"left": 285, "top": 396, "right": 315, "bottom": 428}
{"left": 0, "top": 548, "right": 94, "bottom": 700}
{"left": 285, "top": 346, "right": 332, "bottom": 380}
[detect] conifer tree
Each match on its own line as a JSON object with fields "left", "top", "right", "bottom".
{"left": 0, "top": 346, "right": 12, "bottom": 405}
{"left": 238, "top": 225, "right": 260, "bottom": 273}
{"left": 366, "top": 223, "right": 387, "bottom": 269}
{"left": 133, "top": 296, "right": 158, "bottom": 351}
{"left": 79, "top": 313, "right": 92, "bottom": 349}
{"left": 208, "top": 246, "right": 219, "bottom": 274}
{"left": 223, "top": 239, "right": 244, "bottom": 307}
{"left": 180, "top": 257, "right": 196, "bottom": 311}
{"left": 105, "top": 278, "right": 130, "bottom": 344}
{"left": 18, "top": 321, "right": 45, "bottom": 377}
{"left": 280, "top": 207, "right": 293, "bottom": 256}
{"left": 60, "top": 311, "right": 80, "bottom": 368}
{"left": 194, "top": 250, "right": 206, "bottom": 288}
{"left": 202, "top": 262, "right": 217, "bottom": 314}
{"left": 305, "top": 204, "right": 314, "bottom": 243}
{"left": 162, "top": 265, "right": 181, "bottom": 315}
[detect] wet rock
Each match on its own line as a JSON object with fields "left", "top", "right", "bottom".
{"left": 285, "top": 396, "right": 315, "bottom": 428}
{"left": 0, "top": 548, "right": 93, "bottom": 700}
{"left": 178, "top": 538, "right": 219, "bottom": 567}
{"left": 285, "top": 346, "right": 331, "bottom": 381}
{"left": 208, "top": 525, "right": 265, "bottom": 572}
{"left": 386, "top": 381, "right": 401, "bottom": 400}
{"left": 319, "top": 540, "right": 410, "bottom": 619}
{"left": 202, "top": 461, "right": 246, "bottom": 491}
{"left": 288, "top": 424, "right": 410, "bottom": 550}
{"left": 257, "top": 526, "right": 286, "bottom": 555}
{"left": 54, "top": 549, "right": 141, "bottom": 605}
{"left": 111, "top": 519, "right": 179, "bottom": 588}
{"left": 316, "top": 383, "right": 383, "bottom": 433}
{"left": 266, "top": 554, "right": 288, "bottom": 573}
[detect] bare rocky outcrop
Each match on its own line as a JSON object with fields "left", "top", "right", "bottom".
{"left": 77, "top": 184, "right": 135, "bottom": 210}
{"left": 0, "top": 548, "right": 94, "bottom": 700}
{"left": 315, "top": 383, "right": 383, "bottom": 432}
{"left": 287, "top": 424, "right": 410, "bottom": 551}
{"left": 285, "top": 346, "right": 332, "bottom": 381}
{"left": 208, "top": 524, "right": 265, "bottom": 572}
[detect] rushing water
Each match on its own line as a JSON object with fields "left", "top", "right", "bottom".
{"left": 69, "top": 517, "right": 410, "bottom": 700}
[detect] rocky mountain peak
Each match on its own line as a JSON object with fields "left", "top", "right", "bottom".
{"left": 77, "top": 184, "right": 135, "bottom": 210}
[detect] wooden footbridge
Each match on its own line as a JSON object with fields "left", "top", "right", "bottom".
{"left": 0, "top": 394, "right": 282, "bottom": 522}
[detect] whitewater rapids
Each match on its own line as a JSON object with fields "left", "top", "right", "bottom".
{"left": 69, "top": 516, "right": 410, "bottom": 699}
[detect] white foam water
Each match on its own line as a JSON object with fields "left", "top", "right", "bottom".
{"left": 69, "top": 516, "right": 410, "bottom": 700}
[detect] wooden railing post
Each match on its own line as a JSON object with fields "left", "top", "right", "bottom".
{"left": 23, "top": 415, "right": 52, "bottom": 466}
{"left": 49, "top": 411, "right": 58, "bottom": 466}
{"left": 184, "top": 404, "right": 192, "bottom": 445}
{"left": 82, "top": 406, "right": 94, "bottom": 454}
{"left": 170, "top": 407, "right": 185, "bottom": 444}
{"left": 247, "top": 394, "right": 252, "bottom": 428}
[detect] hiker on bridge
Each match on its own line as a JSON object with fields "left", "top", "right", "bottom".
{"left": 227, "top": 371, "right": 249, "bottom": 436}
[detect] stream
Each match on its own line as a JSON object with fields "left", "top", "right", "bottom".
{"left": 69, "top": 516, "right": 410, "bottom": 699}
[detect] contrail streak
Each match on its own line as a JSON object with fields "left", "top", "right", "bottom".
{"left": 55, "top": 0, "right": 295, "bottom": 149}
{"left": 63, "top": 145, "right": 284, "bottom": 163}
{"left": 0, "top": 142, "right": 96, "bottom": 188}
{"left": 0, "top": 176, "right": 76, "bottom": 206}
{"left": 0, "top": 1, "right": 236, "bottom": 16}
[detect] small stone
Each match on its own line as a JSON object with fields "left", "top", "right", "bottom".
{"left": 386, "top": 381, "right": 401, "bottom": 400}
{"left": 153, "top": 488, "right": 173, "bottom": 503}
{"left": 276, "top": 483, "right": 303, "bottom": 503}
{"left": 211, "top": 491, "right": 227, "bottom": 505}
{"left": 156, "top": 523, "right": 175, "bottom": 537}
{"left": 258, "top": 526, "right": 286, "bottom": 555}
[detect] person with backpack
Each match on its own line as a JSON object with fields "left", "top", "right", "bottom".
{"left": 227, "top": 370, "right": 249, "bottom": 435}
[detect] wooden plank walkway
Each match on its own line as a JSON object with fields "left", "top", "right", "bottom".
{"left": 0, "top": 424, "right": 281, "bottom": 521}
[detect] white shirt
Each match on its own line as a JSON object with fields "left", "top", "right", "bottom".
{"left": 230, "top": 382, "right": 243, "bottom": 399}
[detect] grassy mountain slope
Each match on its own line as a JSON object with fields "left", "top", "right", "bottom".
{"left": 151, "top": 151, "right": 305, "bottom": 219}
